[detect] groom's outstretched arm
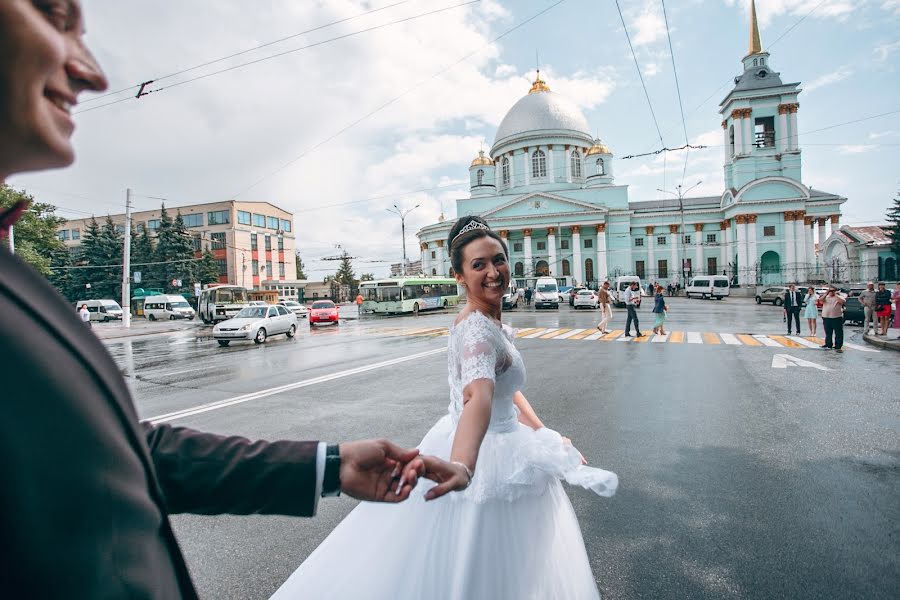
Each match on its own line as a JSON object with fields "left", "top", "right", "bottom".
{"left": 143, "top": 423, "right": 319, "bottom": 516}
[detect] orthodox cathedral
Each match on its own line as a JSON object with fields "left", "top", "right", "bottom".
{"left": 416, "top": 1, "right": 846, "bottom": 288}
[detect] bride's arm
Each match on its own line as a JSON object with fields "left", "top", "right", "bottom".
{"left": 513, "top": 391, "right": 544, "bottom": 430}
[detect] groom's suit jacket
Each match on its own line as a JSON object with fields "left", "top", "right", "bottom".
{"left": 0, "top": 248, "right": 318, "bottom": 599}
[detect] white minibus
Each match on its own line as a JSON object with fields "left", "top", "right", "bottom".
{"left": 143, "top": 294, "right": 195, "bottom": 320}
{"left": 613, "top": 276, "right": 642, "bottom": 307}
{"left": 685, "top": 275, "right": 731, "bottom": 300}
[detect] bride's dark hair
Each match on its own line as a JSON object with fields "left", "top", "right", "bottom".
{"left": 447, "top": 215, "right": 508, "bottom": 274}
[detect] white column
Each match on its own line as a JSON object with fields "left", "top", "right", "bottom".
{"left": 722, "top": 125, "right": 731, "bottom": 162}
{"left": 523, "top": 229, "right": 533, "bottom": 276}
{"left": 435, "top": 243, "right": 446, "bottom": 276}
{"left": 733, "top": 116, "right": 744, "bottom": 156}
{"left": 736, "top": 219, "right": 748, "bottom": 285}
{"left": 807, "top": 220, "right": 816, "bottom": 273}
{"left": 565, "top": 149, "right": 572, "bottom": 183}
{"left": 789, "top": 109, "right": 799, "bottom": 151}
{"left": 694, "top": 226, "right": 703, "bottom": 276}
{"left": 572, "top": 226, "right": 583, "bottom": 284}
{"left": 547, "top": 229, "right": 557, "bottom": 276}
{"left": 522, "top": 151, "right": 530, "bottom": 186}
{"left": 596, "top": 225, "right": 608, "bottom": 282}
{"left": 747, "top": 216, "right": 758, "bottom": 284}
{"left": 721, "top": 222, "right": 730, "bottom": 277}
{"left": 646, "top": 229, "right": 656, "bottom": 282}
{"left": 777, "top": 109, "right": 788, "bottom": 152}
{"left": 546, "top": 146, "right": 555, "bottom": 182}
{"left": 817, "top": 218, "right": 827, "bottom": 256}
{"left": 508, "top": 153, "right": 515, "bottom": 187}
{"left": 783, "top": 213, "right": 796, "bottom": 282}
{"left": 421, "top": 244, "right": 430, "bottom": 275}
{"left": 743, "top": 113, "right": 753, "bottom": 155}
{"left": 669, "top": 229, "right": 678, "bottom": 281}
{"left": 794, "top": 216, "right": 807, "bottom": 280}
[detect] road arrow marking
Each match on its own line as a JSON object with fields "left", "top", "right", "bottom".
{"left": 771, "top": 354, "right": 830, "bottom": 371}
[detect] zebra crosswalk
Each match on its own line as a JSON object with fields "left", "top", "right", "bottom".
{"left": 376, "top": 325, "right": 880, "bottom": 352}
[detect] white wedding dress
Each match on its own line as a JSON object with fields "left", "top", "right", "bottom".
{"left": 271, "top": 311, "right": 618, "bottom": 599}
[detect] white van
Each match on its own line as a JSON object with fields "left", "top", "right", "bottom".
{"left": 76, "top": 299, "right": 124, "bottom": 322}
{"left": 613, "top": 276, "right": 642, "bottom": 307}
{"left": 502, "top": 283, "right": 522, "bottom": 309}
{"left": 143, "top": 294, "right": 195, "bottom": 320}
{"left": 533, "top": 277, "right": 559, "bottom": 309}
{"left": 686, "top": 275, "right": 731, "bottom": 300}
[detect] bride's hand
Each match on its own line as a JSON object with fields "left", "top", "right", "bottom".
{"left": 339, "top": 439, "right": 425, "bottom": 502}
{"left": 420, "top": 456, "right": 472, "bottom": 501}
{"left": 562, "top": 436, "right": 588, "bottom": 465}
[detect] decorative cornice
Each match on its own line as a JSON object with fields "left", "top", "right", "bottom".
{"left": 571, "top": 225, "right": 581, "bottom": 234}
{"left": 596, "top": 223, "right": 606, "bottom": 233}
{"left": 817, "top": 217, "right": 828, "bottom": 225}
{"left": 694, "top": 223, "right": 705, "bottom": 232}
{"left": 748, "top": 214, "right": 758, "bottom": 223}
{"left": 436, "top": 239, "right": 444, "bottom": 247}
{"left": 804, "top": 216, "right": 814, "bottom": 225}
{"left": 499, "top": 229, "right": 508, "bottom": 238}
{"left": 783, "top": 211, "right": 794, "bottom": 221}
{"left": 645, "top": 225, "right": 655, "bottom": 235}
{"left": 721, "top": 120, "right": 728, "bottom": 130}
{"left": 546, "top": 227, "right": 556, "bottom": 235}
{"left": 735, "top": 215, "right": 748, "bottom": 225}
{"left": 523, "top": 228, "right": 532, "bottom": 236}
{"left": 830, "top": 214, "right": 840, "bottom": 224}
{"left": 731, "top": 108, "right": 752, "bottom": 119}
{"left": 669, "top": 224, "right": 679, "bottom": 233}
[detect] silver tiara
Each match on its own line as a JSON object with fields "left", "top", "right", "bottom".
{"left": 451, "top": 220, "right": 490, "bottom": 244}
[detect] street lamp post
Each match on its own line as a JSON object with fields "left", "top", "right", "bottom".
{"left": 386, "top": 203, "right": 419, "bottom": 276}
{"left": 657, "top": 181, "right": 702, "bottom": 289}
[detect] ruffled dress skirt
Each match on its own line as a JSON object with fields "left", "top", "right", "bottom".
{"left": 271, "top": 416, "right": 618, "bottom": 600}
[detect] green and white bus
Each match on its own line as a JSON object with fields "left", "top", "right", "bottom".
{"left": 359, "top": 277, "right": 461, "bottom": 315}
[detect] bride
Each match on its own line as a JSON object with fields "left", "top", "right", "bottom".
{"left": 272, "top": 216, "right": 618, "bottom": 599}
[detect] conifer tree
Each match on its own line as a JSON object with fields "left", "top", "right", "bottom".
{"left": 72, "top": 217, "right": 102, "bottom": 298}
{"left": 886, "top": 190, "right": 900, "bottom": 258}
{"left": 130, "top": 223, "right": 156, "bottom": 290}
{"left": 96, "top": 216, "right": 123, "bottom": 299}
{"left": 335, "top": 250, "right": 355, "bottom": 285}
{"left": 295, "top": 253, "right": 307, "bottom": 279}
{"left": 196, "top": 249, "right": 221, "bottom": 285}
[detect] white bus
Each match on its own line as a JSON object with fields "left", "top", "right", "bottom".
{"left": 360, "top": 277, "right": 460, "bottom": 315}
{"left": 198, "top": 284, "right": 249, "bottom": 324}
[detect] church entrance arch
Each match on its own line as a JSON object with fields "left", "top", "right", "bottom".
{"left": 760, "top": 251, "right": 781, "bottom": 285}
{"left": 535, "top": 260, "right": 549, "bottom": 276}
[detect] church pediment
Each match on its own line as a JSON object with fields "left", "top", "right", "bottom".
{"left": 481, "top": 193, "right": 606, "bottom": 219}
{"left": 734, "top": 177, "right": 809, "bottom": 203}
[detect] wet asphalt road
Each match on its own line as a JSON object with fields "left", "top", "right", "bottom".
{"left": 102, "top": 298, "right": 899, "bottom": 600}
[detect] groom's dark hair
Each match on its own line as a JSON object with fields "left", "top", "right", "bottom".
{"left": 447, "top": 215, "right": 508, "bottom": 274}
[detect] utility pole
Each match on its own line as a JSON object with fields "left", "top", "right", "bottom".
{"left": 121, "top": 188, "right": 132, "bottom": 328}
{"left": 386, "top": 203, "right": 419, "bottom": 276}
{"left": 658, "top": 181, "right": 702, "bottom": 288}
{"left": 7, "top": 223, "right": 13, "bottom": 253}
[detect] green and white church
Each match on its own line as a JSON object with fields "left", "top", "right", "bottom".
{"left": 416, "top": 2, "right": 846, "bottom": 288}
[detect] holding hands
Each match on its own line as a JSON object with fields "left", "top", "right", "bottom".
{"left": 338, "top": 439, "right": 425, "bottom": 502}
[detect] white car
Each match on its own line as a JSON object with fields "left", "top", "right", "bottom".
{"left": 573, "top": 289, "right": 599, "bottom": 309}
{"left": 213, "top": 305, "right": 297, "bottom": 346}
{"left": 280, "top": 300, "right": 309, "bottom": 318}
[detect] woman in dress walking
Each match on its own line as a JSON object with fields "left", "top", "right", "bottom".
{"left": 272, "top": 216, "right": 618, "bottom": 599}
{"left": 651, "top": 284, "right": 667, "bottom": 335}
{"left": 803, "top": 286, "right": 818, "bottom": 336}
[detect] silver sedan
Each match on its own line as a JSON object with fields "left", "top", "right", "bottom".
{"left": 213, "top": 305, "right": 297, "bottom": 346}
{"left": 573, "top": 289, "right": 599, "bottom": 309}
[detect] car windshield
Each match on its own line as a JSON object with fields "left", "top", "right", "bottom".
{"left": 101, "top": 301, "right": 121, "bottom": 309}
{"left": 713, "top": 280, "right": 728, "bottom": 287}
{"left": 536, "top": 284, "right": 556, "bottom": 292}
{"left": 283, "top": 301, "right": 299, "bottom": 306}
{"left": 235, "top": 307, "right": 267, "bottom": 319}
{"left": 171, "top": 301, "right": 191, "bottom": 308}
{"left": 312, "top": 301, "right": 335, "bottom": 309}
{"left": 577, "top": 290, "right": 592, "bottom": 295}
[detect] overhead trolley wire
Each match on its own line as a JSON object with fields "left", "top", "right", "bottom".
{"left": 659, "top": 0, "right": 691, "bottom": 188}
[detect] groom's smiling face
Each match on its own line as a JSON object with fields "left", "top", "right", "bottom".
{"left": 455, "top": 237, "right": 509, "bottom": 304}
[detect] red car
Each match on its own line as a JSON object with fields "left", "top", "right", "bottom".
{"left": 309, "top": 300, "right": 339, "bottom": 325}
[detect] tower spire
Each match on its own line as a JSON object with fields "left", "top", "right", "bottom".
{"left": 748, "top": 0, "right": 762, "bottom": 55}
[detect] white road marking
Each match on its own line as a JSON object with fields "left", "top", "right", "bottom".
{"left": 753, "top": 335, "right": 782, "bottom": 348}
{"left": 616, "top": 335, "right": 633, "bottom": 342}
{"left": 554, "top": 328, "right": 586, "bottom": 340}
{"left": 771, "top": 354, "right": 830, "bottom": 370}
{"left": 651, "top": 334, "right": 669, "bottom": 342}
{"left": 146, "top": 347, "right": 448, "bottom": 424}
{"left": 687, "top": 332, "right": 703, "bottom": 344}
{"left": 141, "top": 367, "right": 204, "bottom": 379}
{"left": 841, "top": 341, "right": 880, "bottom": 353}
{"left": 788, "top": 336, "right": 822, "bottom": 349}
{"left": 583, "top": 331, "right": 606, "bottom": 340}
{"left": 719, "top": 333, "right": 741, "bottom": 345}
{"left": 524, "top": 328, "right": 552, "bottom": 339}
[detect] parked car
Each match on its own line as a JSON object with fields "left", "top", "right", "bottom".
{"left": 143, "top": 294, "right": 195, "bottom": 320}
{"left": 841, "top": 288, "right": 867, "bottom": 324}
{"left": 309, "top": 300, "right": 340, "bottom": 325}
{"left": 502, "top": 283, "right": 522, "bottom": 309}
{"left": 213, "top": 304, "right": 297, "bottom": 346}
{"left": 279, "top": 300, "right": 309, "bottom": 318}
{"left": 612, "top": 276, "right": 642, "bottom": 307}
{"left": 557, "top": 285, "right": 573, "bottom": 304}
{"left": 685, "top": 276, "right": 731, "bottom": 300}
{"left": 248, "top": 300, "right": 268, "bottom": 306}
{"left": 567, "top": 286, "right": 588, "bottom": 306}
{"left": 533, "top": 277, "right": 560, "bottom": 309}
{"left": 755, "top": 286, "right": 789, "bottom": 305}
{"left": 573, "top": 289, "right": 599, "bottom": 309}
{"left": 75, "top": 299, "right": 124, "bottom": 322}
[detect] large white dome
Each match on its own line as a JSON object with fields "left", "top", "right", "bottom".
{"left": 493, "top": 89, "right": 591, "bottom": 147}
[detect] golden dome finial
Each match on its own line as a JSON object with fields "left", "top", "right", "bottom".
{"left": 748, "top": 0, "right": 763, "bottom": 55}
{"left": 586, "top": 138, "right": 611, "bottom": 155}
{"left": 470, "top": 149, "right": 493, "bottom": 167}
{"left": 528, "top": 69, "right": 550, "bottom": 94}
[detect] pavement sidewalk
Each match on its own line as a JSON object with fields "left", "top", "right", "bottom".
{"left": 93, "top": 322, "right": 200, "bottom": 340}
{"left": 862, "top": 331, "right": 900, "bottom": 352}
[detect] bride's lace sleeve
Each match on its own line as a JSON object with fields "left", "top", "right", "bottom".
{"left": 458, "top": 316, "right": 500, "bottom": 388}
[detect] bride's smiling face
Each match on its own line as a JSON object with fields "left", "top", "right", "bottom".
{"left": 455, "top": 237, "right": 509, "bottom": 306}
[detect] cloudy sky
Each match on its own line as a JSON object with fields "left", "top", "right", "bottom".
{"left": 12, "top": 0, "right": 900, "bottom": 278}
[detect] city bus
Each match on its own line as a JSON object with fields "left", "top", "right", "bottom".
{"left": 359, "top": 277, "right": 460, "bottom": 315}
{"left": 198, "top": 284, "right": 250, "bottom": 323}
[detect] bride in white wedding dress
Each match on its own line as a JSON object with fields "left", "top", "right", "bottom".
{"left": 272, "top": 216, "right": 618, "bottom": 600}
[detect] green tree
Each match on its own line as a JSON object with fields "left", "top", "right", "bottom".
{"left": 154, "top": 207, "right": 196, "bottom": 293}
{"left": 359, "top": 273, "right": 375, "bottom": 281}
{"left": 295, "top": 253, "right": 307, "bottom": 279}
{"left": 196, "top": 249, "right": 221, "bottom": 285}
{"left": 131, "top": 223, "right": 155, "bottom": 289}
{"left": 335, "top": 250, "right": 355, "bottom": 285}
{"left": 94, "top": 215, "right": 123, "bottom": 299}
{"left": 0, "top": 185, "right": 66, "bottom": 275}
{"left": 886, "top": 190, "right": 900, "bottom": 257}
{"left": 71, "top": 217, "right": 103, "bottom": 299}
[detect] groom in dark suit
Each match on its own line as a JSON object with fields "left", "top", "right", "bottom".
{"left": 782, "top": 284, "right": 804, "bottom": 335}
{"left": 0, "top": 1, "right": 454, "bottom": 597}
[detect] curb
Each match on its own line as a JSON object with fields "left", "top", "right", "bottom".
{"left": 862, "top": 332, "right": 900, "bottom": 352}
{"left": 95, "top": 325, "right": 201, "bottom": 341}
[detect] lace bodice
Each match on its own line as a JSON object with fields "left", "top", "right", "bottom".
{"left": 447, "top": 311, "right": 525, "bottom": 433}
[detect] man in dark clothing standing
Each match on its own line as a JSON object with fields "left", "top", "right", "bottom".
{"left": 783, "top": 284, "right": 804, "bottom": 335}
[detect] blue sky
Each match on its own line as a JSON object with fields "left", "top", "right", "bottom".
{"left": 12, "top": 0, "right": 899, "bottom": 277}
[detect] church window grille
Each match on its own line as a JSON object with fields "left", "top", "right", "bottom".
{"left": 763, "top": 226, "right": 776, "bottom": 237}
{"left": 431, "top": 251, "right": 436, "bottom": 259}
{"left": 585, "top": 259, "right": 594, "bottom": 283}
{"left": 531, "top": 150, "right": 547, "bottom": 178}
{"left": 657, "top": 236, "right": 666, "bottom": 246}
{"left": 635, "top": 261, "right": 645, "bottom": 279}
{"left": 596, "top": 158, "right": 605, "bottom": 176}
{"left": 706, "top": 233, "right": 717, "bottom": 244}
{"left": 753, "top": 58, "right": 758, "bottom": 66}
{"left": 514, "top": 262, "right": 524, "bottom": 276}
{"left": 760, "top": 58, "right": 765, "bottom": 65}
{"left": 560, "top": 239, "right": 570, "bottom": 250}
{"left": 513, "top": 242, "right": 523, "bottom": 253}
{"left": 729, "top": 125, "right": 735, "bottom": 156}
{"left": 536, "top": 241, "right": 546, "bottom": 251}
{"left": 634, "top": 237, "right": 644, "bottom": 247}
{"left": 570, "top": 151, "right": 582, "bottom": 178}
{"left": 684, "top": 235, "right": 691, "bottom": 244}
{"left": 562, "top": 260, "right": 571, "bottom": 276}
{"left": 476, "top": 169, "right": 484, "bottom": 186}
{"left": 754, "top": 117, "right": 775, "bottom": 148}
{"left": 658, "top": 260, "right": 668, "bottom": 279}
{"left": 501, "top": 158, "right": 510, "bottom": 185}
{"left": 707, "top": 257, "right": 718, "bottom": 276}
{"left": 584, "top": 239, "right": 593, "bottom": 249}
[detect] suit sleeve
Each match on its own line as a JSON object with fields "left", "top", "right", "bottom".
{"left": 142, "top": 422, "right": 319, "bottom": 516}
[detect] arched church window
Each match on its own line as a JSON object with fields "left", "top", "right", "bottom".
{"left": 531, "top": 150, "right": 547, "bottom": 178}
{"left": 753, "top": 58, "right": 758, "bottom": 66}
{"left": 570, "top": 151, "right": 582, "bottom": 178}
{"left": 562, "top": 259, "right": 571, "bottom": 277}
{"left": 501, "top": 157, "right": 510, "bottom": 186}
{"left": 476, "top": 169, "right": 484, "bottom": 186}
{"left": 729, "top": 125, "right": 735, "bottom": 156}
{"left": 596, "top": 158, "right": 605, "bottom": 176}
{"left": 760, "top": 57, "right": 765, "bottom": 65}
{"left": 514, "top": 262, "right": 524, "bottom": 277}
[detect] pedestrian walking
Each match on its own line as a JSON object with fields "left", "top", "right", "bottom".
{"left": 875, "top": 281, "right": 891, "bottom": 336}
{"left": 892, "top": 282, "right": 900, "bottom": 340}
{"left": 651, "top": 285, "right": 667, "bottom": 335}
{"left": 524, "top": 287, "right": 532, "bottom": 306}
{"left": 78, "top": 303, "right": 91, "bottom": 328}
{"left": 783, "top": 284, "right": 803, "bottom": 335}
{"left": 803, "top": 287, "right": 818, "bottom": 336}
{"left": 355, "top": 292, "right": 364, "bottom": 316}
{"left": 596, "top": 281, "right": 612, "bottom": 333}
{"left": 624, "top": 281, "right": 642, "bottom": 337}
{"left": 819, "top": 286, "right": 846, "bottom": 352}
{"left": 859, "top": 282, "right": 877, "bottom": 334}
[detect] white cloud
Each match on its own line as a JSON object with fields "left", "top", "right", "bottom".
{"left": 632, "top": 6, "right": 667, "bottom": 47}
{"left": 643, "top": 62, "right": 661, "bottom": 77}
{"left": 868, "top": 130, "right": 895, "bottom": 139}
{"left": 837, "top": 145, "right": 874, "bottom": 154}
{"left": 882, "top": 0, "right": 900, "bottom": 15}
{"left": 723, "top": 0, "right": 856, "bottom": 27}
{"left": 494, "top": 63, "right": 516, "bottom": 77}
{"left": 803, "top": 67, "right": 852, "bottom": 93}
{"left": 874, "top": 40, "right": 900, "bottom": 61}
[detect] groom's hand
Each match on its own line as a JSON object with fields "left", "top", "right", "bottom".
{"left": 339, "top": 440, "right": 425, "bottom": 503}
